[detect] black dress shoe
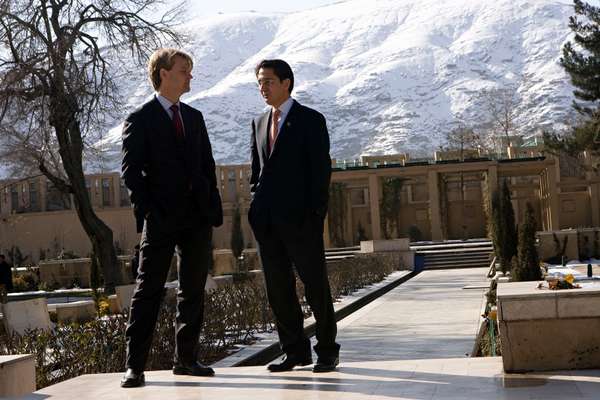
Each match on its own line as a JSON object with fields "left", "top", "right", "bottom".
{"left": 120, "top": 368, "right": 145, "bottom": 388}
{"left": 313, "top": 356, "right": 339, "bottom": 373}
{"left": 173, "top": 361, "right": 215, "bottom": 377}
{"left": 267, "top": 354, "right": 312, "bottom": 372}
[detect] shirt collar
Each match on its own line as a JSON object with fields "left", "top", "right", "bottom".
{"left": 155, "top": 93, "right": 179, "bottom": 111}
{"left": 274, "top": 96, "right": 294, "bottom": 116}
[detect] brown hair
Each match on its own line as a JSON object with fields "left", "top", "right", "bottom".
{"left": 147, "top": 48, "right": 193, "bottom": 90}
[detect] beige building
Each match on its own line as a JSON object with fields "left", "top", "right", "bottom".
{"left": 0, "top": 146, "right": 599, "bottom": 261}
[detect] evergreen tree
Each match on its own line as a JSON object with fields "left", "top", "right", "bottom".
{"left": 555, "top": 0, "right": 600, "bottom": 152}
{"left": 514, "top": 203, "right": 542, "bottom": 282}
{"left": 380, "top": 177, "right": 404, "bottom": 239}
{"left": 510, "top": 256, "right": 521, "bottom": 282}
{"left": 230, "top": 205, "right": 244, "bottom": 260}
{"left": 356, "top": 222, "right": 368, "bottom": 243}
{"left": 328, "top": 182, "right": 347, "bottom": 247}
{"left": 490, "top": 189, "right": 506, "bottom": 273}
{"left": 500, "top": 180, "right": 518, "bottom": 270}
{"left": 562, "top": 0, "right": 600, "bottom": 117}
{"left": 489, "top": 181, "right": 518, "bottom": 274}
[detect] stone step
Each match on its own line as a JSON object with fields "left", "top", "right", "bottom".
{"left": 424, "top": 260, "right": 491, "bottom": 269}
{"left": 325, "top": 246, "right": 361, "bottom": 252}
{"left": 424, "top": 256, "right": 491, "bottom": 265}
{"left": 417, "top": 246, "right": 493, "bottom": 255}
{"left": 424, "top": 259, "right": 491, "bottom": 267}
{"left": 424, "top": 252, "right": 491, "bottom": 259}
{"left": 423, "top": 250, "right": 492, "bottom": 258}
{"left": 410, "top": 240, "right": 492, "bottom": 251}
{"left": 425, "top": 257, "right": 490, "bottom": 266}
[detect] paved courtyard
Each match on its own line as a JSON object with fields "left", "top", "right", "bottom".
{"left": 17, "top": 268, "right": 600, "bottom": 399}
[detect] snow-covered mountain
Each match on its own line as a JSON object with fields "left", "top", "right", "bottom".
{"left": 95, "top": 0, "right": 577, "bottom": 169}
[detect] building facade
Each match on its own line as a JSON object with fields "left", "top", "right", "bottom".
{"left": 0, "top": 147, "right": 598, "bottom": 261}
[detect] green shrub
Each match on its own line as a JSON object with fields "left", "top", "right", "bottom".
{"left": 12, "top": 268, "right": 39, "bottom": 292}
{"left": 407, "top": 225, "right": 423, "bottom": 242}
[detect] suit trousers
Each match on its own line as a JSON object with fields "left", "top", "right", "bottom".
{"left": 125, "top": 211, "right": 212, "bottom": 371}
{"left": 256, "top": 217, "right": 340, "bottom": 360}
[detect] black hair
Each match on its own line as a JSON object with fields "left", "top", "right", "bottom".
{"left": 255, "top": 59, "right": 294, "bottom": 93}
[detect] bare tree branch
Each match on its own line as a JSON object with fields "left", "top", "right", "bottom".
{"left": 0, "top": 0, "right": 185, "bottom": 291}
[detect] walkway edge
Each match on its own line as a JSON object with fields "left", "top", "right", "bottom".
{"left": 229, "top": 269, "right": 418, "bottom": 367}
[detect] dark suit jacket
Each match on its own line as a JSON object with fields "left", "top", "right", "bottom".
{"left": 121, "top": 97, "right": 223, "bottom": 233}
{"left": 249, "top": 99, "right": 331, "bottom": 233}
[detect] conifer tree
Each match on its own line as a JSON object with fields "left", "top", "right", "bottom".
{"left": 562, "top": 0, "right": 600, "bottom": 117}
{"left": 553, "top": 0, "right": 600, "bottom": 152}
{"left": 510, "top": 256, "right": 521, "bottom": 282}
{"left": 490, "top": 190, "right": 506, "bottom": 273}
{"left": 490, "top": 181, "right": 518, "bottom": 274}
{"left": 230, "top": 205, "right": 244, "bottom": 260}
{"left": 514, "top": 203, "right": 542, "bottom": 282}
{"left": 500, "top": 180, "right": 518, "bottom": 270}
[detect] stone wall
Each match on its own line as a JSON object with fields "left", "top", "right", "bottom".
{"left": 538, "top": 228, "right": 600, "bottom": 262}
{"left": 498, "top": 281, "right": 600, "bottom": 372}
{"left": 38, "top": 256, "right": 132, "bottom": 288}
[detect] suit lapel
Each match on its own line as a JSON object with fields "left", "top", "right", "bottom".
{"left": 180, "top": 103, "right": 194, "bottom": 141}
{"left": 150, "top": 97, "right": 175, "bottom": 134}
{"left": 256, "top": 111, "right": 270, "bottom": 163}
{"left": 179, "top": 103, "right": 199, "bottom": 170}
{"left": 269, "top": 99, "right": 298, "bottom": 159}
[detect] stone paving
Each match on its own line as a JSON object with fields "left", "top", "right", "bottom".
{"left": 334, "top": 267, "right": 487, "bottom": 363}
{"left": 17, "top": 268, "right": 600, "bottom": 399}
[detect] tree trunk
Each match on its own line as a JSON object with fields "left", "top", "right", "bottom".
{"left": 69, "top": 175, "right": 122, "bottom": 292}
{"left": 48, "top": 95, "right": 122, "bottom": 293}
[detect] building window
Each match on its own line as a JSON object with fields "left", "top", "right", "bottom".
{"left": 120, "top": 179, "right": 130, "bottom": 207}
{"left": 2, "top": 187, "right": 8, "bottom": 213}
{"left": 29, "top": 181, "right": 40, "bottom": 212}
{"left": 10, "top": 185, "right": 19, "bottom": 212}
{"left": 411, "top": 184, "right": 429, "bottom": 202}
{"left": 227, "top": 170, "right": 236, "bottom": 203}
{"left": 350, "top": 188, "right": 367, "bottom": 206}
{"left": 85, "top": 179, "right": 92, "bottom": 201}
{"left": 102, "top": 178, "right": 112, "bottom": 207}
{"left": 46, "top": 181, "right": 71, "bottom": 211}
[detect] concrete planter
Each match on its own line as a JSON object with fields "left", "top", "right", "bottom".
{"left": 359, "top": 240, "right": 414, "bottom": 270}
{"left": 0, "top": 355, "right": 36, "bottom": 397}
{"left": 498, "top": 281, "right": 600, "bottom": 372}
{"left": 360, "top": 239, "right": 410, "bottom": 253}
{"left": 49, "top": 300, "right": 97, "bottom": 323}
{"left": 38, "top": 256, "right": 133, "bottom": 288}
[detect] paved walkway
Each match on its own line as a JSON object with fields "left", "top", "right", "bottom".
{"left": 335, "top": 268, "right": 486, "bottom": 362}
{"left": 18, "top": 268, "right": 600, "bottom": 399}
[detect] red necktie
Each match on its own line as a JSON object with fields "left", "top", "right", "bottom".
{"left": 170, "top": 104, "right": 185, "bottom": 140}
{"left": 269, "top": 109, "right": 281, "bottom": 155}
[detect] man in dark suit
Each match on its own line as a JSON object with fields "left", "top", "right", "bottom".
{"left": 120, "top": 48, "right": 223, "bottom": 388}
{"left": 249, "top": 59, "right": 340, "bottom": 373}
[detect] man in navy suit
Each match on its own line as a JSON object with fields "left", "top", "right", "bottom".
{"left": 249, "top": 59, "right": 340, "bottom": 373}
{"left": 120, "top": 48, "right": 223, "bottom": 387}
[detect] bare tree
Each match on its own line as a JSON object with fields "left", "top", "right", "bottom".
{"left": 0, "top": 0, "right": 183, "bottom": 292}
{"left": 442, "top": 124, "right": 483, "bottom": 161}
{"left": 479, "top": 85, "right": 522, "bottom": 148}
